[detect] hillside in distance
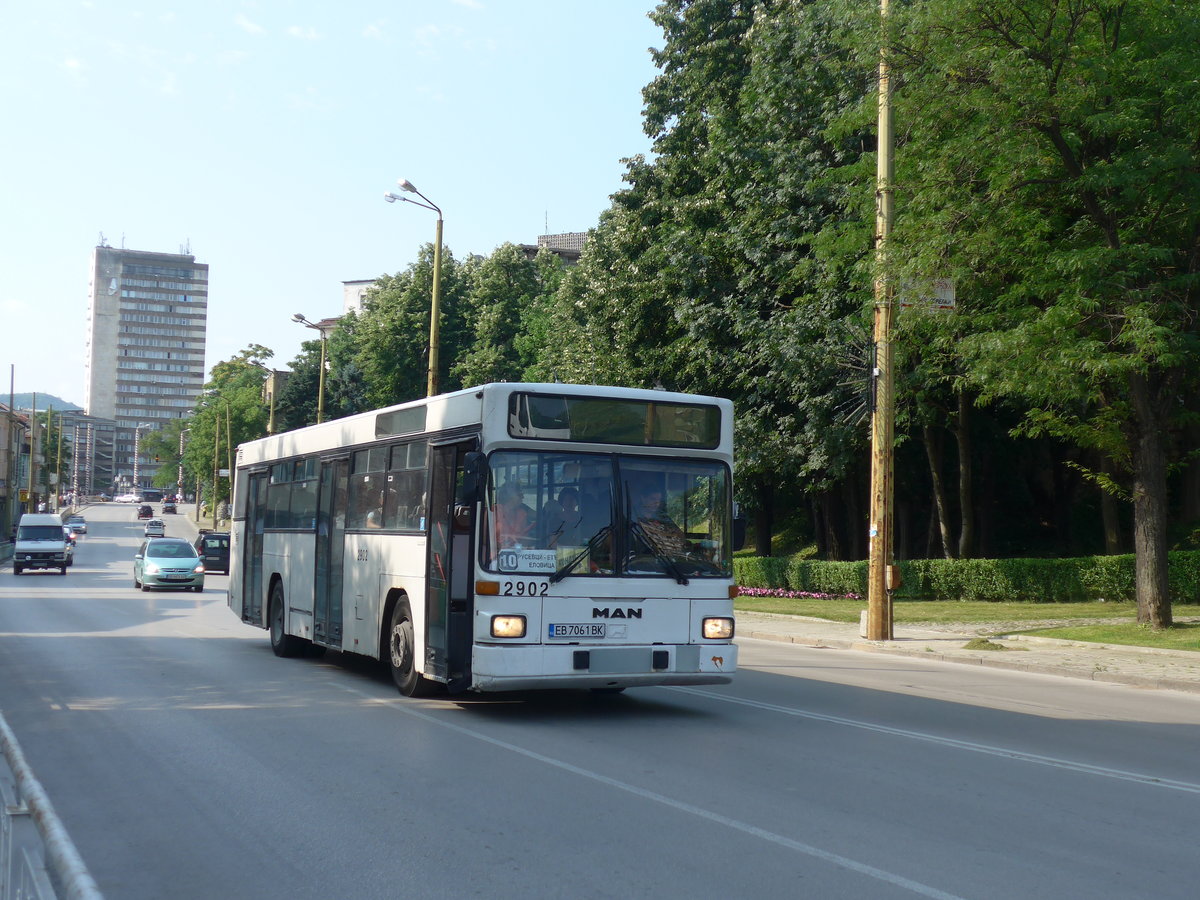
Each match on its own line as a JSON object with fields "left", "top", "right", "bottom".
{"left": 8, "top": 393, "right": 82, "bottom": 412}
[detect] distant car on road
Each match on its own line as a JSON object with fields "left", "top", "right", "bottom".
{"left": 67, "top": 515, "right": 87, "bottom": 534}
{"left": 62, "top": 526, "right": 76, "bottom": 567}
{"left": 161, "top": 501, "right": 177, "bottom": 514}
{"left": 137, "top": 504, "right": 154, "bottom": 519}
{"left": 194, "top": 531, "right": 230, "bottom": 575}
{"left": 144, "top": 519, "right": 166, "bottom": 537}
{"left": 133, "top": 538, "right": 204, "bottom": 592}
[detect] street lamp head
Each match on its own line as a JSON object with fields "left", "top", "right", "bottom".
{"left": 292, "top": 313, "right": 307, "bottom": 324}
{"left": 384, "top": 192, "right": 402, "bottom": 203}
{"left": 397, "top": 178, "right": 418, "bottom": 193}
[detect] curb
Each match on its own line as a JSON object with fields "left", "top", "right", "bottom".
{"left": 738, "top": 626, "right": 1200, "bottom": 696}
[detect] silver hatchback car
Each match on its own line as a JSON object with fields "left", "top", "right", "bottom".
{"left": 134, "top": 538, "right": 205, "bottom": 592}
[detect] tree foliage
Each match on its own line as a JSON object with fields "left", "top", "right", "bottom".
{"left": 173, "top": 1, "right": 1200, "bottom": 625}
{"left": 874, "top": 0, "right": 1200, "bottom": 625}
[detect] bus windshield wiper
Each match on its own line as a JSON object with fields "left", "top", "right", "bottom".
{"left": 629, "top": 521, "right": 689, "bottom": 585}
{"left": 549, "top": 525, "right": 611, "bottom": 584}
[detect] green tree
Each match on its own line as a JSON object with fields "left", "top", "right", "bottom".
{"left": 276, "top": 338, "right": 323, "bottom": 431}
{"left": 141, "top": 419, "right": 190, "bottom": 496}
{"left": 37, "top": 409, "right": 72, "bottom": 499}
{"left": 881, "top": 0, "right": 1200, "bottom": 626}
{"left": 183, "top": 346, "right": 273, "bottom": 510}
{"left": 453, "top": 244, "right": 550, "bottom": 387}
{"left": 528, "top": 0, "right": 874, "bottom": 554}
{"left": 352, "top": 244, "right": 471, "bottom": 407}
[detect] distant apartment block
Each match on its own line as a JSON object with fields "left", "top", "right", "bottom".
{"left": 520, "top": 232, "right": 588, "bottom": 264}
{"left": 85, "top": 245, "right": 208, "bottom": 492}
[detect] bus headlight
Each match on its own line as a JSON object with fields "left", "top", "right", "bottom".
{"left": 702, "top": 617, "right": 734, "bottom": 640}
{"left": 491, "top": 615, "right": 527, "bottom": 639}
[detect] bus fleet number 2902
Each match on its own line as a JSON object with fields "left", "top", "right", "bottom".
{"left": 501, "top": 579, "right": 549, "bottom": 597}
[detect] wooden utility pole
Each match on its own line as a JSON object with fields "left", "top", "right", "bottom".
{"left": 867, "top": 0, "right": 895, "bottom": 641}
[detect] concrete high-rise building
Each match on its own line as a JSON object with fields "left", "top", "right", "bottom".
{"left": 85, "top": 245, "right": 208, "bottom": 493}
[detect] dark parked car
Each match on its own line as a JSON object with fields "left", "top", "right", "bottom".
{"left": 137, "top": 504, "right": 154, "bottom": 519}
{"left": 161, "top": 501, "right": 177, "bottom": 514}
{"left": 194, "top": 531, "right": 230, "bottom": 575}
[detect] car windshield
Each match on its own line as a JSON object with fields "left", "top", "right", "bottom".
{"left": 482, "top": 450, "right": 732, "bottom": 579}
{"left": 147, "top": 541, "right": 197, "bottom": 559}
{"left": 69, "top": 517, "right": 85, "bottom": 524}
{"left": 18, "top": 525, "right": 65, "bottom": 541}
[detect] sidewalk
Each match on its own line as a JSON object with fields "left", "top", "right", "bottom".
{"left": 736, "top": 611, "right": 1200, "bottom": 695}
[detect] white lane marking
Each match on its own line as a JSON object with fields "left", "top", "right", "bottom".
{"left": 339, "top": 685, "right": 966, "bottom": 900}
{"left": 669, "top": 686, "right": 1200, "bottom": 795}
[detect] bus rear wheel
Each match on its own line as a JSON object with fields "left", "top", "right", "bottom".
{"left": 269, "top": 582, "right": 305, "bottom": 658}
{"left": 388, "top": 603, "right": 432, "bottom": 697}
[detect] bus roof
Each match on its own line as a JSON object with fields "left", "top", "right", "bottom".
{"left": 235, "top": 382, "right": 733, "bottom": 469}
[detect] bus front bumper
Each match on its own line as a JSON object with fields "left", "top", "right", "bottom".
{"left": 469, "top": 642, "right": 737, "bottom": 692}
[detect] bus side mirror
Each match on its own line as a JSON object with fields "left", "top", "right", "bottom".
{"left": 461, "top": 452, "right": 486, "bottom": 503}
{"left": 732, "top": 503, "right": 747, "bottom": 552}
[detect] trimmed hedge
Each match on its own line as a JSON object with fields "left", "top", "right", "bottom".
{"left": 733, "top": 550, "right": 1200, "bottom": 604}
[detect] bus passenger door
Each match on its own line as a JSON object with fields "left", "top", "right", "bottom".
{"left": 243, "top": 472, "right": 268, "bottom": 625}
{"left": 314, "top": 457, "right": 348, "bottom": 648}
{"left": 426, "top": 441, "right": 475, "bottom": 691}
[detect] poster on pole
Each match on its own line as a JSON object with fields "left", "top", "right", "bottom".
{"left": 899, "top": 278, "right": 956, "bottom": 310}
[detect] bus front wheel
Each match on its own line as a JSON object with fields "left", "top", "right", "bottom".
{"left": 388, "top": 603, "right": 431, "bottom": 697}
{"left": 270, "top": 582, "right": 305, "bottom": 658}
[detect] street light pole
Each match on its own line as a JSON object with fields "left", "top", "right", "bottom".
{"left": 250, "top": 360, "right": 282, "bottom": 434}
{"left": 132, "top": 422, "right": 151, "bottom": 499}
{"left": 867, "top": 0, "right": 896, "bottom": 641}
{"left": 384, "top": 178, "right": 443, "bottom": 397}
{"left": 28, "top": 392, "right": 37, "bottom": 512}
{"left": 177, "top": 427, "right": 189, "bottom": 504}
{"left": 212, "top": 413, "right": 219, "bottom": 524}
{"left": 54, "top": 409, "right": 63, "bottom": 510}
{"left": 292, "top": 314, "right": 328, "bottom": 424}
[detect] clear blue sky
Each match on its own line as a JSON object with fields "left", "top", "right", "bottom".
{"left": 0, "top": 0, "right": 662, "bottom": 408}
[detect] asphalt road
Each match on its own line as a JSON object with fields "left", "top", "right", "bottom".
{"left": 1, "top": 503, "right": 1198, "bottom": 899}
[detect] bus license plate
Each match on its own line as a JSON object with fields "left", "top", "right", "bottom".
{"left": 548, "top": 623, "right": 605, "bottom": 639}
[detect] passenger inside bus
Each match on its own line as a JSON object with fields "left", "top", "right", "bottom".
{"left": 491, "top": 482, "right": 533, "bottom": 549}
{"left": 540, "top": 487, "right": 580, "bottom": 548}
{"left": 576, "top": 474, "right": 614, "bottom": 572}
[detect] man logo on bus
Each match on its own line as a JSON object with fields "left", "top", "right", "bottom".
{"left": 592, "top": 608, "right": 643, "bottom": 619}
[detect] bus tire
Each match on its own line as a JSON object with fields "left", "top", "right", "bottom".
{"left": 388, "top": 602, "right": 431, "bottom": 697}
{"left": 269, "top": 581, "right": 305, "bottom": 658}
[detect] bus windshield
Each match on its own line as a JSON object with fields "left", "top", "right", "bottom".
{"left": 483, "top": 450, "right": 731, "bottom": 579}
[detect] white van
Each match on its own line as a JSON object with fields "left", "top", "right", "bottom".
{"left": 13, "top": 513, "right": 69, "bottom": 575}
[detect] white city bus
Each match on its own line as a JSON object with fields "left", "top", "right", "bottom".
{"left": 228, "top": 382, "right": 740, "bottom": 695}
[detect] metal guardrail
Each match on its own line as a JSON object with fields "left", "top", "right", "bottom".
{"left": 0, "top": 715, "right": 102, "bottom": 899}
